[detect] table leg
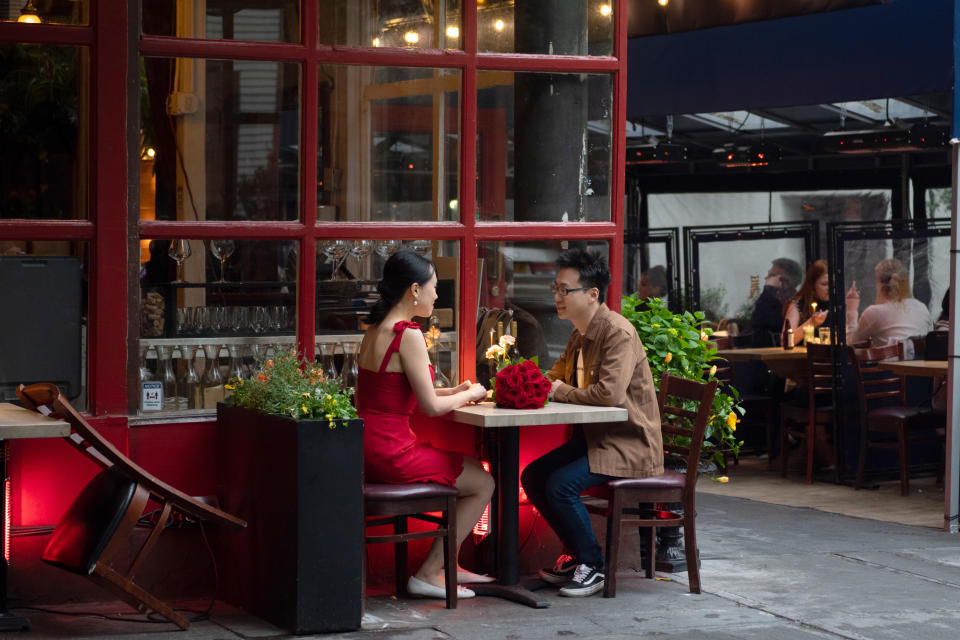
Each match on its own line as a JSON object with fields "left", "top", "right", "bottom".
{"left": 0, "top": 440, "right": 30, "bottom": 631}
{"left": 468, "top": 426, "right": 550, "bottom": 608}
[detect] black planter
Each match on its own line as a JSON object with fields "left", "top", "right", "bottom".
{"left": 215, "top": 404, "right": 364, "bottom": 634}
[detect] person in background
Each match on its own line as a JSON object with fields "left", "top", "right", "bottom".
{"left": 636, "top": 265, "right": 668, "bottom": 302}
{"left": 521, "top": 249, "right": 662, "bottom": 598}
{"left": 846, "top": 257, "right": 932, "bottom": 357}
{"left": 931, "top": 289, "right": 949, "bottom": 411}
{"left": 782, "top": 259, "right": 831, "bottom": 345}
{"left": 356, "top": 250, "right": 494, "bottom": 600}
{"left": 750, "top": 257, "right": 803, "bottom": 347}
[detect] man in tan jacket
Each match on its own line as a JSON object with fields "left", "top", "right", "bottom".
{"left": 521, "top": 248, "right": 663, "bottom": 597}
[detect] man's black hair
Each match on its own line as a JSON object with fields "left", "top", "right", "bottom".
{"left": 556, "top": 248, "right": 610, "bottom": 304}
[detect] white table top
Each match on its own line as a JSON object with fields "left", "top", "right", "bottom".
{"left": 0, "top": 403, "right": 70, "bottom": 440}
{"left": 451, "top": 401, "right": 628, "bottom": 428}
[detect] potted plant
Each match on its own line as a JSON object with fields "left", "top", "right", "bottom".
{"left": 215, "top": 351, "right": 363, "bottom": 634}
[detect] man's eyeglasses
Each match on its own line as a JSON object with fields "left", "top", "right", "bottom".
{"left": 551, "top": 283, "right": 590, "bottom": 297}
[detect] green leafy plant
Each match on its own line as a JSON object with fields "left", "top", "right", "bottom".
{"left": 622, "top": 294, "right": 743, "bottom": 465}
{"left": 224, "top": 350, "right": 358, "bottom": 427}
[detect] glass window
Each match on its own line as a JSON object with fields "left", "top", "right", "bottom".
{"left": 143, "top": 1, "right": 299, "bottom": 42}
{"left": 0, "top": 45, "right": 88, "bottom": 220}
{"left": 136, "top": 237, "right": 298, "bottom": 414}
{"left": 478, "top": 240, "right": 609, "bottom": 379}
{"left": 0, "top": 241, "right": 88, "bottom": 411}
{"left": 140, "top": 58, "right": 299, "bottom": 222}
{"left": 318, "top": 66, "right": 460, "bottom": 222}
{"left": 478, "top": 0, "right": 614, "bottom": 56}
{"left": 1, "top": 0, "right": 89, "bottom": 25}
{"left": 318, "top": 0, "right": 461, "bottom": 50}
{"left": 477, "top": 71, "right": 611, "bottom": 222}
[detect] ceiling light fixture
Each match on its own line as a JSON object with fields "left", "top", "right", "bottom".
{"left": 600, "top": 4, "right": 612, "bottom": 16}
{"left": 714, "top": 143, "right": 781, "bottom": 168}
{"left": 823, "top": 122, "right": 947, "bottom": 154}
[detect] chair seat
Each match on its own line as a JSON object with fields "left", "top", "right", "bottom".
{"left": 867, "top": 405, "right": 945, "bottom": 426}
{"left": 364, "top": 483, "right": 458, "bottom": 501}
{"left": 607, "top": 470, "right": 685, "bottom": 490}
{"left": 43, "top": 469, "right": 138, "bottom": 575}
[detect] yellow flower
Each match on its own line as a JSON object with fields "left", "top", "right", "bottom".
{"left": 301, "top": 404, "right": 308, "bottom": 413}
{"left": 714, "top": 476, "right": 729, "bottom": 483}
{"left": 224, "top": 383, "right": 235, "bottom": 390}
{"left": 301, "top": 392, "right": 311, "bottom": 398}
{"left": 700, "top": 331, "right": 709, "bottom": 341}
{"left": 325, "top": 413, "right": 333, "bottom": 420}
{"left": 726, "top": 412, "right": 738, "bottom": 431}
{"left": 664, "top": 352, "right": 673, "bottom": 363}
{"left": 709, "top": 365, "right": 717, "bottom": 376}
{"left": 485, "top": 344, "right": 505, "bottom": 360}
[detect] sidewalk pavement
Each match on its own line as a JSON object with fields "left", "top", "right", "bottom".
{"left": 16, "top": 492, "right": 960, "bottom": 640}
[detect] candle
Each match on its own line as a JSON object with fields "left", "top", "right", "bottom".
{"left": 811, "top": 302, "right": 818, "bottom": 313}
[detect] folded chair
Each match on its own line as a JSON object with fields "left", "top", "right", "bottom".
{"left": 16, "top": 383, "right": 246, "bottom": 629}
{"left": 584, "top": 373, "right": 718, "bottom": 597}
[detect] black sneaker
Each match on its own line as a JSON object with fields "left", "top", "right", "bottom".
{"left": 538, "top": 554, "right": 578, "bottom": 584}
{"left": 558, "top": 564, "right": 605, "bottom": 597}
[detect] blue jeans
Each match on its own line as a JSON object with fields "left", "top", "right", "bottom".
{"left": 520, "top": 434, "right": 614, "bottom": 569}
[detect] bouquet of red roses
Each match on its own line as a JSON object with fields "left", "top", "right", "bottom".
{"left": 494, "top": 359, "right": 551, "bottom": 409}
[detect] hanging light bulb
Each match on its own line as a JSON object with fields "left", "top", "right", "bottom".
{"left": 445, "top": 25, "right": 460, "bottom": 39}
{"left": 17, "top": 0, "right": 41, "bottom": 23}
{"left": 657, "top": 0, "right": 669, "bottom": 6}
{"left": 494, "top": 18, "right": 505, "bottom": 32}
{"left": 600, "top": 4, "right": 612, "bottom": 16}
{"left": 403, "top": 30, "right": 419, "bottom": 44}
{"left": 372, "top": 36, "right": 381, "bottom": 47}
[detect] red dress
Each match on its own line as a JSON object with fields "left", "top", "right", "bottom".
{"left": 356, "top": 320, "right": 464, "bottom": 486}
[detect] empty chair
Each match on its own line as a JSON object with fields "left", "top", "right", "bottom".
{"left": 779, "top": 343, "right": 839, "bottom": 483}
{"left": 584, "top": 373, "right": 718, "bottom": 597}
{"left": 849, "top": 343, "right": 945, "bottom": 496}
{"left": 363, "top": 483, "right": 459, "bottom": 608}
{"left": 16, "top": 383, "right": 246, "bottom": 629}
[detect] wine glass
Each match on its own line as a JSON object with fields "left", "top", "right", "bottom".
{"left": 407, "top": 239, "right": 432, "bottom": 257}
{"left": 320, "top": 240, "right": 350, "bottom": 280}
{"left": 168, "top": 239, "right": 192, "bottom": 283}
{"left": 210, "top": 239, "right": 236, "bottom": 283}
{"left": 374, "top": 239, "right": 401, "bottom": 259}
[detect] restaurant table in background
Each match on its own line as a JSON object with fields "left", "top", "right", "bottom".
{"left": 877, "top": 360, "right": 948, "bottom": 377}
{"left": 0, "top": 403, "right": 70, "bottom": 632}
{"left": 451, "top": 401, "right": 627, "bottom": 608}
{"left": 716, "top": 346, "right": 809, "bottom": 382}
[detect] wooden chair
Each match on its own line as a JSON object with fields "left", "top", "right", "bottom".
{"left": 848, "top": 343, "right": 945, "bottom": 496}
{"left": 363, "top": 483, "right": 459, "bottom": 608}
{"left": 16, "top": 383, "right": 247, "bottom": 630}
{"left": 779, "top": 343, "right": 838, "bottom": 483}
{"left": 584, "top": 373, "right": 718, "bottom": 597}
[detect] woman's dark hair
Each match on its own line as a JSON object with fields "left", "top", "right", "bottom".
{"left": 555, "top": 248, "right": 611, "bottom": 303}
{"left": 367, "top": 250, "right": 436, "bottom": 324}
{"left": 941, "top": 288, "right": 950, "bottom": 321}
{"left": 782, "top": 259, "right": 828, "bottom": 321}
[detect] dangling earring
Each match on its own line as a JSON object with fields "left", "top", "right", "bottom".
{"left": 413, "top": 299, "right": 418, "bottom": 306}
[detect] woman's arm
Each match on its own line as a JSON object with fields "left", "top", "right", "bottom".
{"left": 398, "top": 329, "right": 486, "bottom": 415}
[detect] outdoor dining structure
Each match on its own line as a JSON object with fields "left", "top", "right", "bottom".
{"left": 1, "top": 0, "right": 960, "bottom": 633}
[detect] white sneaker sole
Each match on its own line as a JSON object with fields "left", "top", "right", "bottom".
{"left": 558, "top": 580, "right": 605, "bottom": 597}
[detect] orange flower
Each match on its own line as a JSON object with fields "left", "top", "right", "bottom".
{"left": 257, "top": 373, "right": 267, "bottom": 381}
{"left": 265, "top": 359, "right": 274, "bottom": 368}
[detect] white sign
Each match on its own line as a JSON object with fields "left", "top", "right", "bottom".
{"left": 141, "top": 381, "right": 163, "bottom": 411}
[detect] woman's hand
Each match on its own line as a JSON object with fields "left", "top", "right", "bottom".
{"left": 465, "top": 383, "right": 487, "bottom": 403}
{"left": 810, "top": 310, "right": 829, "bottom": 327}
{"left": 846, "top": 280, "right": 860, "bottom": 306}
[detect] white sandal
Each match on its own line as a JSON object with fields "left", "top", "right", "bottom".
{"left": 407, "top": 576, "right": 475, "bottom": 599}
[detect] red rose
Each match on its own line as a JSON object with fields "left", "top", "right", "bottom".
{"left": 538, "top": 378, "right": 551, "bottom": 393}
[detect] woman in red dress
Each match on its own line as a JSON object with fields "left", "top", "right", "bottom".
{"left": 357, "top": 250, "right": 493, "bottom": 599}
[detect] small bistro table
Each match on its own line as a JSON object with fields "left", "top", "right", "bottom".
{"left": 877, "top": 360, "right": 948, "bottom": 377}
{"left": 715, "top": 346, "right": 809, "bottom": 382}
{"left": 451, "top": 401, "right": 627, "bottom": 608}
{"left": 0, "top": 403, "right": 70, "bottom": 632}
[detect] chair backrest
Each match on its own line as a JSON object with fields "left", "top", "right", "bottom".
{"left": 804, "top": 343, "right": 840, "bottom": 409}
{"left": 848, "top": 342, "right": 906, "bottom": 417}
{"left": 657, "top": 373, "right": 719, "bottom": 489}
{"left": 16, "top": 382, "right": 245, "bottom": 528}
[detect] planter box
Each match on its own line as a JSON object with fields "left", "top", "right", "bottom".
{"left": 215, "top": 404, "right": 364, "bottom": 634}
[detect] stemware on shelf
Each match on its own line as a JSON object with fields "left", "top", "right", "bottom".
{"left": 227, "top": 344, "right": 246, "bottom": 382}
{"left": 407, "top": 239, "right": 432, "bottom": 257}
{"left": 210, "top": 306, "right": 227, "bottom": 334}
{"left": 168, "top": 239, "right": 192, "bottom": 283}
{"left": 193, "top": 306, "right": 210, "bottom": 336}
{"left": 201, "top": 344, "right": 225, "bottom": 408}
{"left": 429, "top": 315, "right": 452, "bottom": 388}
{"left": 374, "top": 239, "right": 401, "bottom": 259}
{"left": 230, "top": 306, "right": 248, "bottom": 333}
{"left": 157, "top": 345, "right": 178, "bottom": 411}
{"left": 320, "top": 239, "right": 351, "bottom": 280}
{"left": 210, "top": 239, "right": 236, "bottom": 283}
{"left": 177, "top": 345, "right": 201, "bottom": 409}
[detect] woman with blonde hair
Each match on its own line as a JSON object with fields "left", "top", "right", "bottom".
{"left": 782, "top": 259, "right": 830, "bottom": 345}
{"left": 846, "top": 257, "right": 931, "bottom": 354}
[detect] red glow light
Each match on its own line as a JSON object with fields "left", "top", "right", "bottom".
{"left": 473, "top": 461, "right": 491, "bottom": 538}
{"left": 407, "top": 163, "right": 414, "bottom": 169}
{"left": 4, "top": 477, "right": 10, "bottom": 563}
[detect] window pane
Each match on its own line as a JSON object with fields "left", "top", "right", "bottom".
{"left": 477, "top": 71, "right": 611, "bottom": 222}
{"left": 319, "top": 1, "right": 461, "bottom": 50}
{"left": 478, "top": 240, "right": 609, "bottom": 380}
{"left": 317, "top": 239, "right": 460, "bottom": 387}
{"left": 319, "top": 66, "right": 460, "bottom": 222}
{"left": 478, "top": 0, "right": 613, "bottom": 55}
{"left": 0, "top": 241, "right": 88, "bottom": 411}
{"left": 140, "top": 58, "right": 299, "bottom": 222}
{"left": 1, "top": 0, "right": 89, "bottom": 25}
{"left": 137, "top": 238, "right": 297, "bottom": 415}
{"left": 143, "top": 1, "right": 299, "bottom": 42}
{"left": 0, "top": 45, "right": 88, "bottom": 220}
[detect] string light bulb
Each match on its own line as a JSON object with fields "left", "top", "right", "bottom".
{"left": 372, "top": 36, "right": 381, "bottom": 47}
{"left": 445, "top": 25, "right": 459, "bottom": 39}
{"left": 494, "top": 18, "right": 505, "bottom": 32}
{"left": 600, "top": 4, "right": 612, "bottom": 16}
{"left": 658, "top": 0, "right": 669, "bottom": 6}
{"left": 403, "top": 30, "right": 419, "bottom": 44}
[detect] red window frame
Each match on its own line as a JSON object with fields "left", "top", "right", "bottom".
{"left": 0, "top": 0, "right": 627, "bottom": 417}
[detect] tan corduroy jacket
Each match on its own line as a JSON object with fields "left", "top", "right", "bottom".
{"left": 547, "top": 304, "right": 663, "bottom": 478}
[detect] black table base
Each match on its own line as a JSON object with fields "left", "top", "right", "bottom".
{"left": 0, "top": 440, "right": 29, "bottom": 632}
{"left": 466, "top": 582, "right": 550, "bottom": 608}
{"left": 0, "top": 613, "right": 30, "bottom": 632}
